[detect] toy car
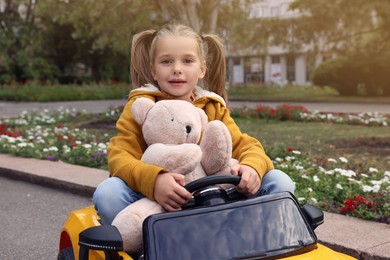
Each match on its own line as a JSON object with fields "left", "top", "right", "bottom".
{"left": 58, "top": 175, "right": 356, "bottom": 260}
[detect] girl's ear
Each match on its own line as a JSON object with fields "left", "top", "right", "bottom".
{"left": 150, "top": 63, "right": 156, "bottom": 80}
{"left": 199, "top": 60, "right": 207, "bottom": 79}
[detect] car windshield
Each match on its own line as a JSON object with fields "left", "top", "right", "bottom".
{"left": 143, "top": 193, "right": 317, "bottom": 260}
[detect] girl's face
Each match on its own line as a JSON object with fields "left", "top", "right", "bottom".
{"left": 151, "top": 36, "right": 206, "bottom": 102}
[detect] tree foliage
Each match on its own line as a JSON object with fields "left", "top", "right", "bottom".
{"left": 289, "top": 0, "right": 390, "bottom": 56}
{"left": 1, "top": 0, "right": 251, "bottom": 84}
{"left": 289, "top": 0, "right": 390, "bottom": 96}
{"left": 0, "top": 0, "right": 51, "bottom": 82}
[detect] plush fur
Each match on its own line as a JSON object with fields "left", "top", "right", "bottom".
{"left": 112, "top": 98, "right": 237, "bottom": 253}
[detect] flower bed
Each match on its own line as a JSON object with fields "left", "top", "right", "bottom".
{"left": 0, "top": 105, "right": 389, "bottom": 224}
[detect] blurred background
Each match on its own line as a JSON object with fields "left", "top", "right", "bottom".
{"left": 1, "top": 0, "right": 389, "bottom": 97}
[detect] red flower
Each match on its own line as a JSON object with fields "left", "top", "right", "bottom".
{"left": 344, "top": 199, "right": 357, "bottom": 207}
{"left": 270, "top": 108, "right": 277, "bottom": 116}
{"left": 353, "top": 195, "right": 366, "bottom": 204}
{"left": 287, "top": 147, "right": 294, "bottom": 152}
{"left": 57, "top": 124, "right": 63, "bottom": 129}
{"left": 367, "top": 201, "right": 374, "bottom": 207}
{"left": 0, "top": 123, "right": 6, "bottom": 131}
{"left": 342, "top": 204, "right": 355, "bottom": 212}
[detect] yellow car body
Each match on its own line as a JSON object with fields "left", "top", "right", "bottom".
{"left": 59, "top": 205, "right": 356, "bottom": 260}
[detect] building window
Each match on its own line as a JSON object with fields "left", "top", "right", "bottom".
{"left": 287, "top": 56, "right": 295, "bottom": 82}
{"left": 270, "top": 6, "right": 279, "bottom": 17}
{"left": 271, "top": 56, "right": 280, "bottom": 64}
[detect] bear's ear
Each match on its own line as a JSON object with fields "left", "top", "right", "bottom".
{"left": 132, "top": 98, "right": 155, "bottom": 125}
{"left": 197, "top": 107, "right": 208, "bottom": 130}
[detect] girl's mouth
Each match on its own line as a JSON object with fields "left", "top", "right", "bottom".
{"left": 169, "top": 79, "right": 186, "bottom": 84}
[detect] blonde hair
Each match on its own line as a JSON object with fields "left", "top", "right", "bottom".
{"left": 130, "top": 24, "right": 227, "bottom": 101}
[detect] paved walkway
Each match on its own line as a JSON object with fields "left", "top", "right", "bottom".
{"left": 0, "top": 99, "right": 389, "bottom": 117}
{"left": 0, "top": 100, "right": 389, "bottom": 259}
{"left": 0, "top": 154, "right": 389, "bottom": 259}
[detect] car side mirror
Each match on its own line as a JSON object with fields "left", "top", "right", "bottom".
{"left": 302, "top": 204, "right": 324, "bottom": 230}
{"left": 79, "top": 225, "right": 123, "bottom": 260}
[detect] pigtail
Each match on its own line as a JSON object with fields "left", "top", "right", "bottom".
{"left": 202, "top": 34, "right": 228, "bottom": 102}
{"left": 130, "top": 30, "right": 156, "bottom": 88}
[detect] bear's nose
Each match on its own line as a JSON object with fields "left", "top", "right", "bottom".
{"left": 186, "top": 125, "right": 191, "bottom": 134}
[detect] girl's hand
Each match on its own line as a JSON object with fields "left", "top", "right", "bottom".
{"left": 153, "top": 172, "right": 192, "bottom": 211}
{"left": 230, "top": 164, "right": 260, "bottom": 195}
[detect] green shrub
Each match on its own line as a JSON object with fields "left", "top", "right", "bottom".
{"left": 313, "top": 53, "right": 390, "bottom": 96}
{"left": 312, "top": 57, "right": 360, "bottom": 96}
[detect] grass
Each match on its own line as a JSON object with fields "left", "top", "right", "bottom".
{"left": 227, "top": 85, "right": 390, "bottom": 103}
{"left": 236, "top": 118, "right": 390, "bottom": 171}
{"left": 1, "top": 82, "right": 390, "bottom": 103}
{"left": 0, "top": 83, "right": 131, "bottom": 102}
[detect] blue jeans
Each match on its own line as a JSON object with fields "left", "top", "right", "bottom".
{"left": 93, "top": 169, "right": 295, "bottom": 225}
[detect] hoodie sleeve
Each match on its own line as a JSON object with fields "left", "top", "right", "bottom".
{"left": 107, "top": 96, "right": 164, "bottom": 200}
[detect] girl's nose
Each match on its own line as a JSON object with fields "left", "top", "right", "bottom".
{"left": 173, "top": 63, "right": 182, "bottom": 74}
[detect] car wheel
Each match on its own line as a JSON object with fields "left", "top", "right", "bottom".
{"left": 57, "top": 247, "right": 74, "bottom": 260}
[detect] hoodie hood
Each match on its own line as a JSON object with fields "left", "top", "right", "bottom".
{"left": 129, "top": 84, "right": 227, "bottom": 107}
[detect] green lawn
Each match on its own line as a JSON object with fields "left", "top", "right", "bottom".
{"left": 236, "top": 118, "right": 390, "bottom": 172}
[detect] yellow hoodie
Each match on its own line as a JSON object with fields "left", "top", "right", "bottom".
{"left": 107, "top": 84, "right": 274, "bottom": 200}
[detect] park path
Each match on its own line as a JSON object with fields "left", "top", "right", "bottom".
{"left": 0, "top": 99, "right": 389, "bottom": 117}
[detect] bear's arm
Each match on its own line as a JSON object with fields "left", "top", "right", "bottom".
{"left": 142, "top": 143, "right": 202, "bottom": 174}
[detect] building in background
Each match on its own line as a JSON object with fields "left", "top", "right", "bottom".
{"left": 226, "top": 0, "right": 319, "bottom": 87}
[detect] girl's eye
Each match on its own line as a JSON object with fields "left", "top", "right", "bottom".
{"left": 184, "top": 59, "right": 194, "bottom": 63}
{"left": 161, "top": 60, "right": 172, "bottom": 64}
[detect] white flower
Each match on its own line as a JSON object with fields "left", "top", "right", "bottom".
{"left": 369, "top": 167, "right": 378, "bottom": 173}
{"left": 327, "top": 158, "right": 337, "bottom": 163}
{"left": 98, "top": 143, "right": 107, "bottom": 149}
{"left": 317, "top": 166, "right": 325, "bottom": 172}
{"left": 285, "top": 156, "right": 295, "bottom": 161}
{"left": 7, "top": 137, "right": 16, "bottom": 143}
{"left": 292, "top": 150, "right": 301, "bottom": 155}
{"left": 49, "top": 146, "right": 59, "bottom": 152}
{"left": 83, "top": 144, "right": 92, "bottom": 149}
{"left": 336, "top": 184, "right": 343, "bottom": 190}
{"left": 362, "top": 185, "right": 374, "bottom": 192}
{"left": 325, "top": 170, "right": 334, "bottom": 175}
{"left": 339, "top": 157, "right": 348, "bottom": 163}
{"left": 307, "top": 187, "right": 313, "bottom": 192}
{"left": 370, "top": 180, "right": 382, "bottom": 185}
{"left": 313, "top": 176, "right": 320, "bottom": 182}
{"left": 280, "top": 163, "right": 289, "bottom": 169}
{"left": 335, "top": 168, "right": 356, "bottom": 178}
{"left": 348, "top": 178, "right": 361, "bottom": 184}
{"left": 298, "top": 197, "right": 306, "bottom": 202}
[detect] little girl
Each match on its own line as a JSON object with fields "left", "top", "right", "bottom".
{"left": 93, "top": 23, "right": 295, "bottom": 225}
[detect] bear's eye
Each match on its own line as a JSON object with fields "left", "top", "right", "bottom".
{"left": 171, "top": 118, "right": 174, "bottom": 122}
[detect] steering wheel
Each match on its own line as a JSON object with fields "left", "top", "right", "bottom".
{"left": 182, "top": 174, "right": 247, "bottom": 209}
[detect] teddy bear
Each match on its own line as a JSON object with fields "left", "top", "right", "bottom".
{"left": 111, "top": 97, "right": 238, "bottom": 253}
